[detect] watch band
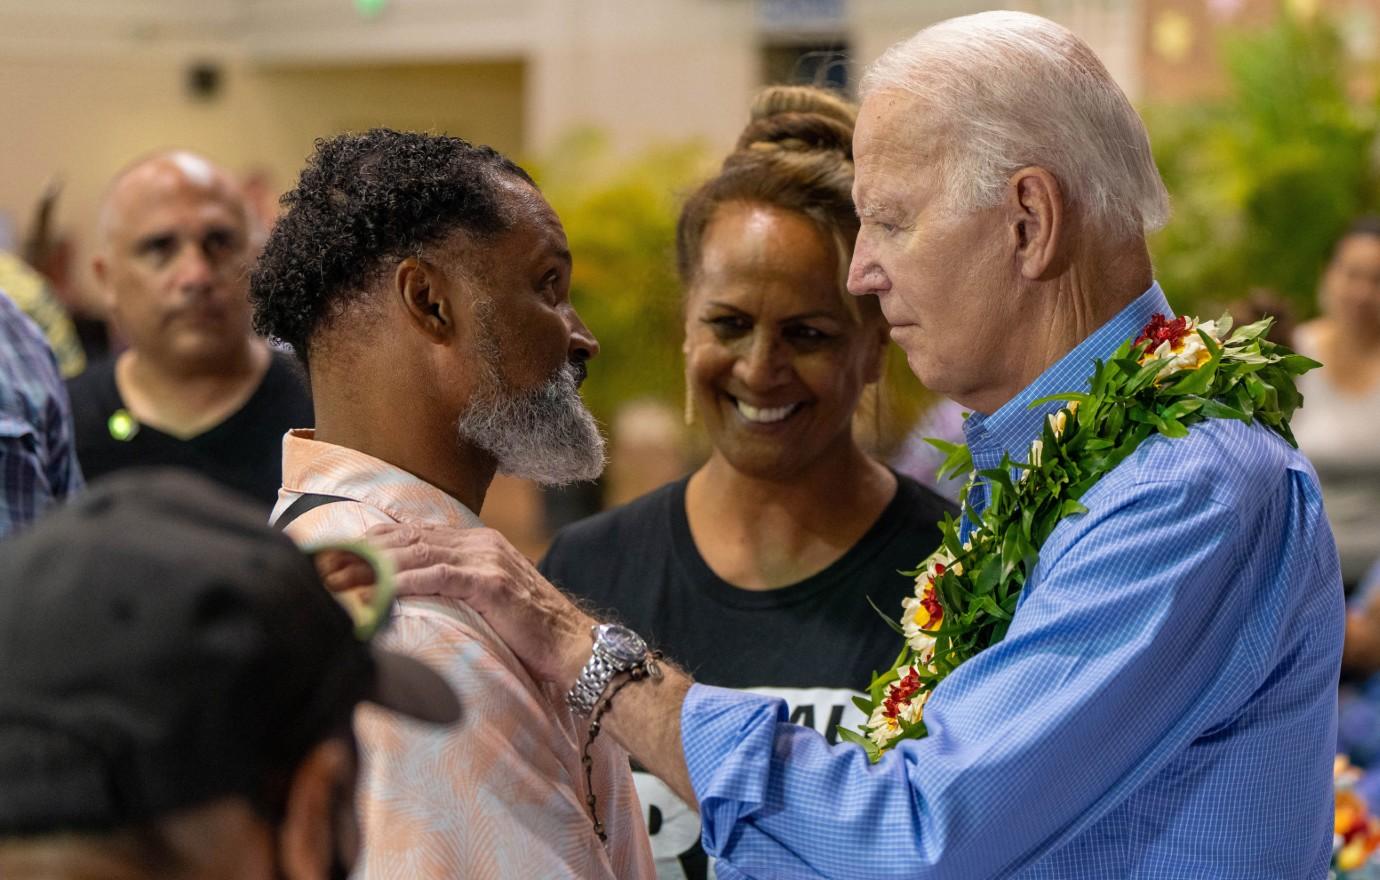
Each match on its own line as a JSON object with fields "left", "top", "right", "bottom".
{"left": 567, "top": 646, "right": 620, "bottom": 717}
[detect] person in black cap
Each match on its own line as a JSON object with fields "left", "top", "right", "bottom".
{"left": 0, "top": 468, "right": 459, "bottom": 880}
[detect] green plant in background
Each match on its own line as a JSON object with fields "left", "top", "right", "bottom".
{"left": 1147, "top": 8, "right": 1380, "bottom": 319}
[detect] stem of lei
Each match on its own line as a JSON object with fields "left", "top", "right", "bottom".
{"left": 841, "top": 312, "right": 1322, "bottom": 762}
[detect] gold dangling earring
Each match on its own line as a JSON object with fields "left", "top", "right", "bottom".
{"left": 684, "top": 374, "right": 696, "bottom": 427}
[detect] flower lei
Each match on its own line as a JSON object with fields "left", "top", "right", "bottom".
{"left": 1334, "top": 756, "right": 1380, "bottom": 877}
{"left": 842, "top": 312, "right": 1320, "bottom": 760}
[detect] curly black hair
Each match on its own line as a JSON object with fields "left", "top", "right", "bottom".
{"left": 250, "top": 128, "right": 533, "bottom": 364}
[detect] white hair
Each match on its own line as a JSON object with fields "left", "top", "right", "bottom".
{"left": 455, "top": 359, "right": 607, "bottom": 486}
{"left": 861, "top": 11, "right": 1170, "bottom": 240}
{"left": 455, "top": 298, "right": 605, "bottom": 486}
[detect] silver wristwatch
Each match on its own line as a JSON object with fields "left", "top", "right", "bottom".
{"left": 567, "top": 623, "right": 655, "bottom": 717}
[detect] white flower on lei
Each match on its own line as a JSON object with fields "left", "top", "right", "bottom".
{"left": 901, "top": 594, "right": 938, "bottom": 657}
{"left": 1143, "top": 319, "right": 1222, "bottom": 376}
{"left": 867, "top": 704, "right": 901, "bottom": 747}
{"left": 865, "top": 668, "right": 930, "bottom": 748}
{"left": 1048, "top": 399, "right": 1080, "bottom": 439}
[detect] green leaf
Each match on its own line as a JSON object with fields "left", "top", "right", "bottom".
{"left": 867, "top": 594, "right": 906, "bottom": 636}
{"left": 1213, "top": 311, "right": 1235, "bottom": 339}
{"left": 973, "top": 556, "right": 1002, "bottom": 595}
{"left": 924, "top": 437, "right": 964, "bottom": 457}
{"left": 972, "top": 594, "right": 1014, "bottom": 621}
{"left": 1059, "top": 499, "right": 1089, "bottom": 517}
{"left": 1161, "top": 398, "right": 1204, "bottom": 420}
{"left": 1280, "top": 353, "right": 1322, "bottom": 374}
{"left": 1090, "top": 359, "right": 1111, "bottom": 398}
{"left": 1028, "top": 392, "right": 1092, "bottom": 410}
{"left": 1000, "top": 527, "right": 1023, "bottom": 580}
{"left": 836, "top": 725, "right": 882, "bottom": 763}
{"left": 1229, "top": 316, "right": 1273, "bottom": 342}
{"left": 1193, "top": 395, "right": 1250, "bottom": 422}
{"left": 1129, "top": 358, "right": 1170, "bottom": 392}
{"left": 1165, "top": 358, "right": 1218, "bottom": 396}
{"left": 1158, "top": 416, "right": 1189, "bottom": 438}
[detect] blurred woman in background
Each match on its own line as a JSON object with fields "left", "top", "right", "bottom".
{"left": 1293, "top": 217, "right": 1380, "bottom": 596}
{"left": 1303, "top": 219, "right": 1380, "bottom": 790}
{"left": 539, "top": 85, "right": 955, "bottom": 880}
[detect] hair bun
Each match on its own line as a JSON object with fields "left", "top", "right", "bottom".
{"left": 735, "top": 85, "right": 856, "bottom": 160}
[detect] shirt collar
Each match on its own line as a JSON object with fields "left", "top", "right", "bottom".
{"left": 962, "top": 282, "right": 1171, "bottom": 472}
{"left": 280, "top": 429, "right": 483, "bottom": 528}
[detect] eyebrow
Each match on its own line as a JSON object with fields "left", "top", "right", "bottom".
{"left": 858, "top": 200, "right": 899, "bottom": 220}
{"left": 132, "top": 231, "right": 176, "bottom": 251}
{"left": 702, "top": 302, "right": 845, "bottom": 322}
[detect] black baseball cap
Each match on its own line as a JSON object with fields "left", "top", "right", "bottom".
{"left": 0, "top": 468, "right": 461, "bottom": 836}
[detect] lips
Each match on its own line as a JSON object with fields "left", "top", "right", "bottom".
{"left": 170, "top": 305, "right": 227, "bottom": 326}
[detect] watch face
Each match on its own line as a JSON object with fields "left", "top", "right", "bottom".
{"left": 596, "top": 623, "right": 647, "bottom": 665}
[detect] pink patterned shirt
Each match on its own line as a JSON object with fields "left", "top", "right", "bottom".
{"left": 273, "top": 430, "right": 654, "bottom": 880}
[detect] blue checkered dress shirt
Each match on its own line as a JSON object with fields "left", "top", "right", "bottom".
{"left": 0, "top": 289, "right": 82, "bottom": 536}
{"left": 680, "top": 284, "right": 1344, "bottom": 879}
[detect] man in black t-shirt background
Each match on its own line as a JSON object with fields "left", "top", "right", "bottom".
{"left": 67, "top": 151, "right": 311, "bottom": 508}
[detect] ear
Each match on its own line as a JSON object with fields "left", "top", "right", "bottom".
{"left": 1006, "top": 167, "right": 1066, "bottom": 281}
{"left": 277, "top": 738, "right": 357, "bottom": 880}
{"left": 91, "top": 253, "right": 118, "bottom": 315}
{"left": 394, "top": 256, "right": 458, "bottom": 344}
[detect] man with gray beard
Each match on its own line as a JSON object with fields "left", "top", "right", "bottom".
{"left": 249, "top": 130, "right": 654, "bottom": 879}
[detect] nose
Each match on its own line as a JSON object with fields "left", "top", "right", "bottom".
{"left": 735, "top": 330, "right": 789, "bottom": 390}
{"left": 175, "top": 243, "right": 216, "bottom": 293}
{"left": 847, "top": 236, "right": 889, "bottom": 298}
{"left": 566, "top": 307, "right": 599, "bottom": 364}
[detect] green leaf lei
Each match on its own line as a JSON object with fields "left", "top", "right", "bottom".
{"left": 840, "top": 312, "right": 1321, "bottom": 762}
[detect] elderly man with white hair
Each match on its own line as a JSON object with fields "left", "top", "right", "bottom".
{"left": 343, "top": 11, "right": 1343, "bottom": 878}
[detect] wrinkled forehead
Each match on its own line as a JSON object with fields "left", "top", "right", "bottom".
{"left": 852, "top": 90, "right": 940, "bottom": 209}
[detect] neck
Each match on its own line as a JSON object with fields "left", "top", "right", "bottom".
{"left": 311, "top": 366, "right": 494, "bottom": 514}
{"left": 966, "top": 238, "right": 1152, "bottom": 414}
{"left": 117, "top": 338, "right": 269, "bottom": 437}
{"left": 688, "top": 435, "right": 893, "bottom": 549}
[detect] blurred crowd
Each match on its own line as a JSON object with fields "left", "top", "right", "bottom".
{"left": 0, "top": 48, "right": 1377, "bottom": 880}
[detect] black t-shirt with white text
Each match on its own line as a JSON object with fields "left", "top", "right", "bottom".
{"left": 540, "top": 472, "right": 955, "bottom": 880}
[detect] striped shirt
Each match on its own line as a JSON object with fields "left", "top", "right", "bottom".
{"left": 273, "top": 430, "right": 654, "bottom": 880}
{"left": 681, "top": 284, "right": 1345, "bottom": 879}
{"left": 0, "top": 290, "right": 82, "bottom": 536}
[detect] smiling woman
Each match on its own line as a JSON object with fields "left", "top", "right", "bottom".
{"left": 537, "top": 85, "right": 956, "bottom": 880}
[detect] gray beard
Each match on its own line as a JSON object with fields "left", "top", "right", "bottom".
{"left": 455, "top": 360, "right": 607, "bottom": 486}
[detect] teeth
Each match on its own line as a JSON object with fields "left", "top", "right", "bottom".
{"left": 736, "top": 400, "right": 798, "bottom": 424}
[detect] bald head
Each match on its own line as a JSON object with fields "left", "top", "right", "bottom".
{"left": 93, "top": 151, "right": 256, "bottom": 371}
{"left": 97, "top": 151, "right": 247, "bottom": 248}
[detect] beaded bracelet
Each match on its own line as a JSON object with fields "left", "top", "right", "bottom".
{"left": 580, "top": 651, "right": 663, "bottom": 842}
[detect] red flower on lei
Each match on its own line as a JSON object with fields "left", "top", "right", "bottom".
{"left": 1134, "top": 313, "right": 1191, "bottom": 350}
{"left": 882, "top": 667, "right": 923, "bottom": 722}
{"left": 921, "top": 569, "right": 945, "bottom": 628}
